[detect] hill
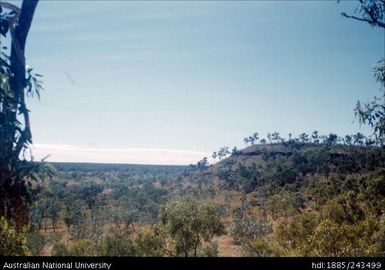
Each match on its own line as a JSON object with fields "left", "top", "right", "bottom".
{"left": 177, "top": 142, "right": 385, "bottom": 256}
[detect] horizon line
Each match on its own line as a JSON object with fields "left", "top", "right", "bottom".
{"left": 29, "top": 143, "right": 212, "bottom": 166}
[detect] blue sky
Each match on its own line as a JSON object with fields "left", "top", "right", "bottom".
{"left": 14, "top": 1, "right": 385, "bottom": 164}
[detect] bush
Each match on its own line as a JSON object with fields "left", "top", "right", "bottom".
{"left": 68, "top": 240, "right": 95, "bottom": 256}
{"left": 26, "top": 231, "right": 45, "bottom": 256}
{"left": 52, "top": 240, "right": 95, "bottom": 256}
{"left": 51, "top": 243, "right": 69, "bottom": 256}
{"left": 158, "top": 199, "right": 226, "bottom": 257}
{"left": 99, "top": 233, "right": 137, "bottom": 256}
{"left": 242, "top": 238, "right": 280, "bottom": 257}
{"left": 305, "top": 219, "right": 372, "bottom": 256}
{"left": 134, "top": 229, "right": 165, "bottom": 256}
{"left": 45, "top": 231, "right": 62, "bottom": 245}
{"left": 201, "top": 241, "right": 219, "bottom": 257}
{"left": 232, "top": 216, "right": 272, "bottom": 245}
{"left": 0, "top": 217, "right": 29, "bottom": 255}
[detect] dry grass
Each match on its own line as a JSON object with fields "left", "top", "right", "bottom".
{"left": 216, "top": 235, "right": 241, "bottom": 257}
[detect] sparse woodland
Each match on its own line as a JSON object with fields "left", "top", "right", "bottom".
{"left": 1, "top": 0, "right": 385, "bottom": 257}
{"left": 4, "top": 133, "right": 385, "bottom": 257}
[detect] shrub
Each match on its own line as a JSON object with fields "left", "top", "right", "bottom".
{"left": 26, "top": 231, "right": 45, "bottom": 256}
{"left": 0, "top": 217, "right": 29, "bottom": 255}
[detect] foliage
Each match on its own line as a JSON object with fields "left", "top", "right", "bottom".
{"left": 201, "top": 241, "right": 219, "bottom": 257}
{"left": 63, "top": 200, "right": 86, "bottom": 231}
{"left": 218, "top": 146, "right": 230, "bottom": 160}
{"left": 45, "top": 232, "right": 62, "bottom": 245}
{"left": 305, "top": 219, "right": 375, "bottom": 256}
{"left": 158, "top": 199, "right": 226, "bottom": 257}
{"left": 0, "top": 216, "right": 29, "bottom": 255}
{"left": 242, "top": 238, "right": 280, "bottom": 257}
{"left": 26, "top": 230, "right": 45, "bottom": 256}
{"left": 57, "top": 240, "right": 95, "bottom": 256}
{"left": 339, "top": 0, "right": 385, "bottom": 142}
{"left": 340, "top": 0, "right": 385, "bottom": 28}
{"left": 51, "top": 243, "right": 69, "bottom": 256}
{"left": 99, "top": 232, "right": 137, "bottom": 256}
{"left": 133, "top": 228, "right": 166, "bottom": 256}
{"left": 70, "top": 219, "right": 104, "bottom": 241}
{"left": 232, "top": 216, "right": 272, "bottom": 244}
{"left": 275, "top": 212, "right": 319, "bottom": 255}
{"left": 0, "top": 0, "right": 44, "bottom": 227}
{"left": 196, "top": 157, "right": 209, "bottom": 170}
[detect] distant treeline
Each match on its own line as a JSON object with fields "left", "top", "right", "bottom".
{"left": 50, "top": 162, "right": 187, "bottom": 172}
{"left": 242, "top": 131, "right": 382, "bottom": 147}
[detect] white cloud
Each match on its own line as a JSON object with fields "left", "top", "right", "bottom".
{"left": 30, "top": 144, "right": 209, "bottom": 165}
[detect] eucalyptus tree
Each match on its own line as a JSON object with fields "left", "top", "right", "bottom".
{"left": 158, "top": 199, "right": 225, "bottom": 257}
{"left": 196, "top": 157, "right": 209, "bottom": 169}
{"left": 340, "top": 0, "right": 385, "bottom": 28}
{"left": 319, "top": 135, "right": 328, "bottom": 144}
{"left": 267, "top": 133, "right": 272, "bottom": 144}
{"left": 217, "top": 146, "right": 230, "bottom": 160}
{"left": 340, "top": 0, "right": 385, "bottom": 144}
{"left": 311, "top": 130, "right": 319, "bottom": 143}
{"left": 212, "top": 152, "right": 217, "bottom": 161}
{"left": 252, "top": 132, "right": 260, "bottom": 144}
{"left": 80, "top": 182, "right": 103, "bottom": 217}
{"left": 29, "top": 202, "right": 44, "bottom": 230}
{"left": 0, "top": 0, "right": 44, "bottom": 227}
{"left": 247, "top": 136, "right": 255, "bottom": 145}
{"left": 271, "top": 132, "right": 282, "bottom": 143}
{"left": 325, "top": 133, "right": 339, "bottom": 146}
{"left": 298, "top": 132, "right": 309, "bottom": 143}
{"left": 244, "top": 132, "right": 260, "bottom": 146}
{"left": 365, "top": 137, "right": 376, "bottom": 146}
{"left": 46, "top": 196, "right": 60, "bottom": 232}
{"left": 243, "top": 137, "right": 250, "bottom": 145}
{"left": 353, "top": 132, "right": 365, "bottom": 146}
{"left": 231, "top": 146, "right": 240, "bottom": 156}
{"left": 63, "top": 200, "right": 86, "bottom": 233}
{"left": 344, "top": 135, "right": 353, "bottom": 146}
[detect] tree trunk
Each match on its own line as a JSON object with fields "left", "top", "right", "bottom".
{"left": 0, "top": 0, "right": 39, "bottom": 228}
{"left": 131, "top": 222, "right": 136, "bottom": 233}
{"left": 193, "top": 235, "right": 200, "bottom": 257}
{"left": 8, "top": 0, "right": 39, "bottom": 157}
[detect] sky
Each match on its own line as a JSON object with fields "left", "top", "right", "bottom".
{"left": 6, "top": 0, "right": 384, "bottom": 165}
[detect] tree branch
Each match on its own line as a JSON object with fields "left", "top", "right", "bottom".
{"left": 341, "top": 0, "right": 385, "bottom": 29}
{"left": 358, "top": 0, "right": 385, "bottom": 28}
{"left": 341, "top": 12, "right": 376, "bottom": 24}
